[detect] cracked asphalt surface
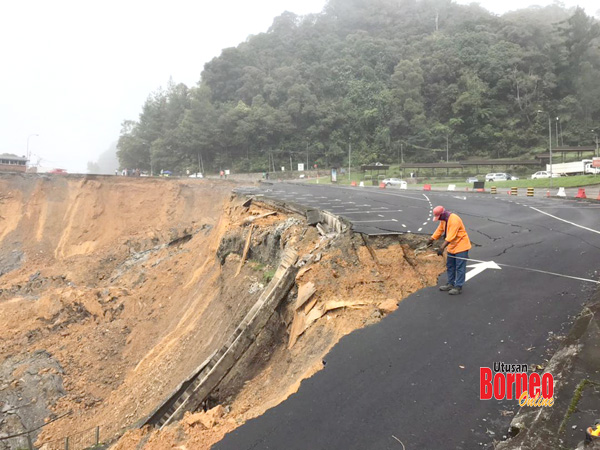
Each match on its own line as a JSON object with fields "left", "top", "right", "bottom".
{"left": 217, "top": 183, "right": 600, "bottom": 450}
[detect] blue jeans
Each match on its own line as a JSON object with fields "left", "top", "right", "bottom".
{"left": 447, "top": 250, "right": 469, "bottom": 288}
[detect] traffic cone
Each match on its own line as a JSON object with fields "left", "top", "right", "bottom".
{"left": 597, "top": 190, "right": 600, "bottom": 201}
{"left": 576, "top": 188, "right": 587, "bottom": 199}
{"left": 546, "top": 190, "right": 550, "bottom": 197}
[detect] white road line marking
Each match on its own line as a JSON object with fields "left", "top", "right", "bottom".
{"left": 422, "top": 222, "right": 428, "bottom": 225}
{"left": 418, "top": 227, "right": 422, "bottom": 231}
{"left": 392, "top": 219, "right": 398, "bottom": 222}
{"left": 402, "top": 224, "right": 406, "bottom": 228}
{"left": 378, "top": 214, "right": 385, "bottom": 217}
{"left": 452, "top": 256, "right": 600, "bottom": 285}
{"left": 353, "top": 219, "right": 398, "bottom": 223}
{"left": 529, "top": 206, "right": 600, "bottom": 235}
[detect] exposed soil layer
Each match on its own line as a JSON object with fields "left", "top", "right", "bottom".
{"left": 0, "top": 174, "right": 444, "bottom": 450}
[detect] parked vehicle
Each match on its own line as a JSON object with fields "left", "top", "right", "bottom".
{"left": 382, "top": 178, "right": 407, "bottom": 188}
{"left": 546, "top": 160, "right": 600, "bottom": 176}
{"left": 485, "top": 173, "right": 508, "bottom": 182}
{"left": 506, "top": 173, "right": 519, "bottom": 180}
{"left": 466, "top": 177, "right": 478, "bottom": 183}
{"left": 188, "top": 172, "right": 203, "bottom": 178}
{"left": 531, "top": 171, "right": 561, "bottom": 179}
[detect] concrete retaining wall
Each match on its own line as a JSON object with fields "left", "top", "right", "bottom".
{"left": 143, "top": 248, "right": 298, "bottom": 429}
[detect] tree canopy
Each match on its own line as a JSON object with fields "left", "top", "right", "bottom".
{"left": 117, "top": 0, "right": 600, "bottom": 174}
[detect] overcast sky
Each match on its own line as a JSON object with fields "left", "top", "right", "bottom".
{"left": 1, "top": 0, "right": 598, "bottom": 173}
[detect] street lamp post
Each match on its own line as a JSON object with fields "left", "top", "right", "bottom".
{"left": 348, "top": 138, "right": 351, "bottom": 181}
{"left": 27, "top": 134, "right": 39, "bottom": 166}
{"left": 548, "top": 116, "right": 553, "bottom": 189}
{"left": 537, "top": 111, "right": 553, "bottom": 188}
{"left": 593, "top": 130, "right": 599, "bottom": 157}
{"left": 306, "top": 141, "right": 309, "bottom": 174}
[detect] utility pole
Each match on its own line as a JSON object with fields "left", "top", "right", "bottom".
{"left": 306, "top": 141, "right": 309, "bottom": 173}
{"left": 446, "top": 134, "right": 449, "bottom": 163}
{"left": 26, "top": 134, "right": 39, "bottom": 167}
{"left": 549, "top": 116, "right": 553, "bottom": 189}
{"left": 348, "top": 137, "right": 351, "bottom": 181}
{"left": 555, "top": 117, "right": 559, "bottom": 147}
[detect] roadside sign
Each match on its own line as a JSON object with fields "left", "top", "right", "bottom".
{"left": 298, "top": 163, "right": 304, "bottom": 171}
{"left": 593, "top": 157, "right": 600, "bottom": 168}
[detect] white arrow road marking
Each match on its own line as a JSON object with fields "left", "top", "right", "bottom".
{"left": 465, "top": 260, "right": 502, "bottom": 281}
{"left": 455, "top": 256, "right": 600, "bottom": 285}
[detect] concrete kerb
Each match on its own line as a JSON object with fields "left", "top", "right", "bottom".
{"left": 247, "top": 196, "right": 351, "bottom": 234}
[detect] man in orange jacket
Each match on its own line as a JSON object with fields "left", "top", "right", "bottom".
{"left": 427, "top": 205, "right": 472, "bottom": 295}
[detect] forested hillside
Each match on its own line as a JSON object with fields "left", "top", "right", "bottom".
{"left": 116, "top": 0, "right": 600, "bottom": 174}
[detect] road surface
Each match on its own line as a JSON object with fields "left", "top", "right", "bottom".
{"left": 216, "top": 183, "right": 600, "bottom": 450}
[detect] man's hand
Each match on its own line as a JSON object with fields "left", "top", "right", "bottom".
{"left": 436, "top": 248, "right": 444, "bottom": 256}
{"left": 427, "top": 238, "right": 434, "bottom": 247}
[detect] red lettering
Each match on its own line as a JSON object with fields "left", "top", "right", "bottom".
{"left": 505, "top": 372, "right": 515, "bottom": 400}
{"left": 541, "top": 373, "right": 554, "bottom": 399}
{"left": 480, "top": 368, "right": 493, "bottom": 400}
{"left": 493, "top": 373, "right": 506, "bottom": 399}
{"left": 515, "top": 373, "right": 528, "bottom": 399}
{"left": 529, "top": 373, "right": 541, "bottom": 396}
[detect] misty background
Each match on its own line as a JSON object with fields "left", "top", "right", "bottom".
{"left": 1, "top": 0, "right": 598, "bottom": 174}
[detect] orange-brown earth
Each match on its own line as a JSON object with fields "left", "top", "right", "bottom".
{"left": 0, "top": 174, "right": 443, "bottom": 450}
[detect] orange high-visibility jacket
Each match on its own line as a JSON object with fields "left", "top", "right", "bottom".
{"left": 432, "top": 213, "right": 472, "bottom": 254}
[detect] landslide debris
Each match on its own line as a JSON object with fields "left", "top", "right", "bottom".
{"left": 0, "top": 174, "right": 444, "bottom": 450}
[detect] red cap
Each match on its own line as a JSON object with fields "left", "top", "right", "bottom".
{"left": 433, "top": 206, "right": 445, "bottom": 221}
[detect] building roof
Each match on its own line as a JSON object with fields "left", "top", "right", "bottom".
{"left": 0, "top": 153, "right": 28, "bottom": 161}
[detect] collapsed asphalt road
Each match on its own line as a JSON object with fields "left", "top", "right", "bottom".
{"left": 217, "top": 184, "right": 600, "bottom": 450}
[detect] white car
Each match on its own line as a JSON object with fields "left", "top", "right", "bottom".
{"left": 188, "top": 172, "right": 203, "bottom": 178}
{"left": 382, "top": 178, "right": 407, "bottom": 188}
{"left": 531, "top": 171, "right": 561, "bottom": 179}
{"left": 485, "top": 173, "right": 508, "bottom": 182}
{"left": 466, "top": 177, "right": 478, "bottom": 183}
{"left": 506, "top": 173, "right": 519, "bottom": 181}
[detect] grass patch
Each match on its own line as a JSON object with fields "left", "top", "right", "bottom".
{"left": 263, "top": 269, "right": 277, "bottom": 284}
{"left": 247, "top": 260, "right": 276, "bottom": 284}
{"left": 248, "top": 261, "right": 266, "bottom": 271}
{"left": 430, "top": 175, "right": 600, "bottom": 189}
{"left": 558, "top": 379, "right": 600, "bottom": 435}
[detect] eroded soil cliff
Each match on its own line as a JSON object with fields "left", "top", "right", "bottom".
{"left": 0, "top": 174, "right": 443, "bottom": 450}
